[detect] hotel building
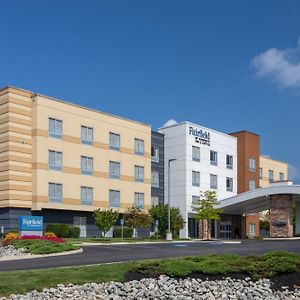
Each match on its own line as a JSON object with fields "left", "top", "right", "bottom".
{"left": 159, "top": 121, "right": 238, "bottom": 238}
{"left": 260, "top": 156, "right": 288, "bottom": 188}
{"left": 0, "top": 86, "right": 152, "bottom": 237}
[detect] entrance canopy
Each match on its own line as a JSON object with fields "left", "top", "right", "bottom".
{"left": 219, "top": 182, "right": 300, "bottom": 214}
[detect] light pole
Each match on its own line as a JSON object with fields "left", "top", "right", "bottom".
{"left": 167, "top": 158, "right": 176, "bottom": 241}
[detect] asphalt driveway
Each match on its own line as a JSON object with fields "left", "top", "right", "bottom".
{"left": 0, "top": 240, "right": 299, "bottom": 272}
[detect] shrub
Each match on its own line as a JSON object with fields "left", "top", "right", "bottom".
{"left": 46, "top": 224, "right": 61, "bottom": 237}
{"left": 114, "top": 226, "right": 133, "bottom": 238}
{"left": 44, "top": 231, "right": 57, "bottom": 238}
{"left": 68, "top": 226, "right": 80, "bottom": 238}
{"left": 46, "top": 224, "right": 81, "bottom": 238}
{"left": 4, "top": 232, "right": 20, "bottom": 241}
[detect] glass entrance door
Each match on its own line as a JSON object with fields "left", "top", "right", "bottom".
{"left": 74, "top": 216, "right": 87, "bottom": 237}
{"left": 219, "top": 221, "right": 232, "bottom": 239}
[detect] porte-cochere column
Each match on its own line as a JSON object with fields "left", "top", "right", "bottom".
{"left": 269, "top": 194, "right": 293, "bottom": 238}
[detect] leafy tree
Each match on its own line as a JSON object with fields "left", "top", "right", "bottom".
{"left": 124, "top": 207, "right": 153, "bottom": 238}
{"left": 93, "top": 208, "right": 119, "bottom": 238}
{"left": 149, "top": 204, "right": 184, "bottom": 238}
{"left": 192, "top": 190, "right": 222, "bottom": 240}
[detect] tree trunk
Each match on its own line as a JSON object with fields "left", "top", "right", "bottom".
{"left": 207, "top": 220, "right": 211, "bottom": 240}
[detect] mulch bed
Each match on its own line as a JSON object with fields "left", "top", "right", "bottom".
{"left": 124, "top": 271, "right": 300, "bottom": 291}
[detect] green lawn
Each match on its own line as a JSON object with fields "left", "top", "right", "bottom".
{"left": 11, "top": 240, "right": 80, "bottom": 254}
{"left": 0, "top": 252, "right": 299, "bottom": 296}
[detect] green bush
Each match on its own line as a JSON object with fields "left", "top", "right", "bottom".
{"left": 114, "top": 226, "right": 133, "bottom": 238}
{"left": 69, "top": 226, "right": 80, "bottom": 238}
{"left": 46, "top": 224, "right": 81, "bottom": 238}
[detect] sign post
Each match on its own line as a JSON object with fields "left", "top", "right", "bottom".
{"left": 19, "top": 216, "right": 43, "bottom": 236}
{"left": 120, "top": 218, "right": 124, "bottom": 241}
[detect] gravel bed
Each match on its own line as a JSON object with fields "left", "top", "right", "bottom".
{"left": 0, "top": 245, "right": 30, "bottom": 258}
{"left": 1, "top": 275, "right": 300, "bottom": 300}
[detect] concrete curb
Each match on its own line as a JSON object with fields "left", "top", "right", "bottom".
{"left": 263, "top": 237, "right": 300, "bottom": 241}
{"left": 78, "top": 240, "right": 242, "bottom": 246}
{"left": 0, "top": 248, "right": 83, "bottom": 261}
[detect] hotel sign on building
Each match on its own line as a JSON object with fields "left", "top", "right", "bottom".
{"left": 189, "top": 126, "right": 210, "bottom": 146}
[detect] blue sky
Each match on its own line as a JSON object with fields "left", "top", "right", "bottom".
{"left": 1, "top": 1, "right": 300, "bottom": 182}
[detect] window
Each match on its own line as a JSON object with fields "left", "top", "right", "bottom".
{"left": 81, "top": 126, "right": 93, "bottom": 145}
{"left": 210, "top": 174, "right": 218, "bottom": 189}
{"left": 210, "top": 150, "right": 218, "bottom": 166}
{"left": 81, "top": 156, "right": 93, "bottom": 175}
{"left": 135, "top": 165, "right": 144, "bottom": 182}
{"left": 151, "top": 171, "right": 159, "bottom": 187}
{"left": 249, "top": 223, "right": 256, "bottom": 236}
{"left": 151, "top": 196, "right": 159, "bottom": 206}
{"left": 109, "top": 132, "right": 120, "bottom": 150}
{"left": 48, "top": 183, "right": 62, "bottom": 202}
{"left": 192, "top": 195, "right": 200, "bottom": 203}
{"left": 249, "top": 179, "right": 256, "bottom": 191}
{"left": 226, "top": 177, "right": 233, "bottom": 192}
{"left": 279, "top": 172, "right": 285, "bottom": 181}
{"left": 259, "top": 168, "right": 263, "bottom": 179}
{"left": 135, "top": 139, "right": 144, "bottom": 155}
{"left": 151, "top": 146, "right": 159, "bottom": 162}
{"left": 226, "top": 155, "right": 233, "bottom": 169}
{"left": 109, "top": 161, "right": 120, "bottom": 179}
{"left": 269, "top": 170, "right": 274, "bottom": 182}
{"left": 49, "top": 118, "right": 62, "bottom": 139}
{"left": 135, "top": 192, "right": 144, "bottom": 209}
{"left": 81, "top": 186, "right": 93, "bottom": 205}
{"left": 192, "top": 146, "right": 200, "bottom": 162}
{"left": 192, "top": 171, "right": 200, "bottom": 187}
{"left": 249, "top": 158, "right": 256, "bottom": 172}
{"left": 49, "top": 150, "right": 62, "bottom": 171}
{"left": 109, "top": 190, "right": 120, "bottom": 208}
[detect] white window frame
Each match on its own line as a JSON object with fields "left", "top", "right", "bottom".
{"left": 49, "top": 118, "right": 62, "bottom": 139}
{"left": 81, "top": 186, "right": 93, "bottom": 205}
{"left": 210, "top": 174, "right": 218, "bottom": 190}
{"left": 269, "top": 170, "right": 274, "bottom": 182}
{"left": 135, "top": 192, "right": 144, "bottom": 209}
{"left": 226, "top": 177, "right": 233, "bottom": 192}
{"left": 192, "top": 171, "right": 200, "bottom": 187}
{"left": 249, "top": 158, "right": 256, "bottom": 172}
{"left": 135, "top": 165, "right": 144, "bottom": 182}
{"left": 210, "top": 150, "right": 218, "bottom": 166}
{"left": 81, "top": 126, "right": 93, "bottom": 145}
{"left": 49, "top": 150, "right": 62, "bottom": 171}
{"left": 135, "top": 138, "right": 144, "bottom": 156}
{"left": 249, "top": 179, "right": 256, "bottom": 191}
{"left": 109, "top": 132, "right": 120, "bottom": 151}
{"left": 151, "top": 146, "right": 159, "bottom": 162}
{"left": 192, "top": 146, "right": 200, "bottom": 162}
{"left": 81, "top": 156, "right": 93, "bottom": 175}
{"left": 49, "top": 183, "right": 62, "bottom": 202}
{"left": 226, "top": 155, "right": 233, "bottom": 169}
{"left": 109, "top": 190, "right": 120, "bottom": 208}
{"left": 151, "top": 171, "right": 159, "bottom": 187}
{"left": 109, "top": 161, "right": 120, "bottom": 179}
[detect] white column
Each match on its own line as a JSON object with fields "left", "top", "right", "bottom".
{"left": 180, "top": 213, "right": 189, "bottom": 238}
{"left": 296, "top": 201, "right": 300, "bottom": 235}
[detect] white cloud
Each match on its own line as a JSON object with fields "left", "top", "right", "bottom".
{"left": 251, "top": 37, "right": 300, "bottom": 89}
{"left": 162, "top": 119, "right": 178, "bottom": 127}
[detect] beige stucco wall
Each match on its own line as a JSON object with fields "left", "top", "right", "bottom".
{"left": 259, "top": 156, "right": 288, "bottom": 188}
{"left": 0, "top": 86, "right": 151, "bottom": 212}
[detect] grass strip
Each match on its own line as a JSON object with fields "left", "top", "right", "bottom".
{"left": 0, "top": 251, "right": 299, "bottom": 296}
{"left": 11, "top": 240, "right": 79, "bottom": 255}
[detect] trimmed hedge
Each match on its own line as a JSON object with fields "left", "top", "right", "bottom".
{"left": 46, "top": 224, "right": 80, "bottom": 238}
{"left": 114, "top": 226, "right": 133, "bottom": 238}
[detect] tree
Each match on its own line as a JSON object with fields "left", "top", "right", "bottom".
{"left": 93, "top": 208, "right": 119, "bottom": 238}
{"left": 123, "top": 207, "right": 152, "bottom": 238}
{"left": 192, "top": 191, "right": 222, "bottom": 240}
{"left": 149, "top": 204, "right": 184, "bottom": 238}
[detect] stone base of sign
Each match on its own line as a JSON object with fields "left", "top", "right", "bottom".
{"left": 270, "top": 194, "right": 293, "bottom": 238}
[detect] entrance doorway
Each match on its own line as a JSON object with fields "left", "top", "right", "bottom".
{"left": 188, "top": 218, "right": 199, "bottom": 238}
{"left": 73, "top": 216, "right": 87, "bottom": 237}
{"left": 220, "top": 221, "right": 232, "bottom": 238}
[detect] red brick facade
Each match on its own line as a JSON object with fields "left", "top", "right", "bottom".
{"left": 230, "top": 131, "right": 260, "bottom": 238}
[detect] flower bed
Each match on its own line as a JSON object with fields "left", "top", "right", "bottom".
{"left": 19, "top": 235, "right": 65, "bottom": 243}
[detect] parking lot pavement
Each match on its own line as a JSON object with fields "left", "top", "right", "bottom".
{"left": 0, "top": 239, "right": 299, "bottom": 272}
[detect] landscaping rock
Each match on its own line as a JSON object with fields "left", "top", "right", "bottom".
{"left": 1, "top": 275, "right": 300, "bottom": 299}
{"left": 0, "top": 245, "right": 30, "bottom": 258}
